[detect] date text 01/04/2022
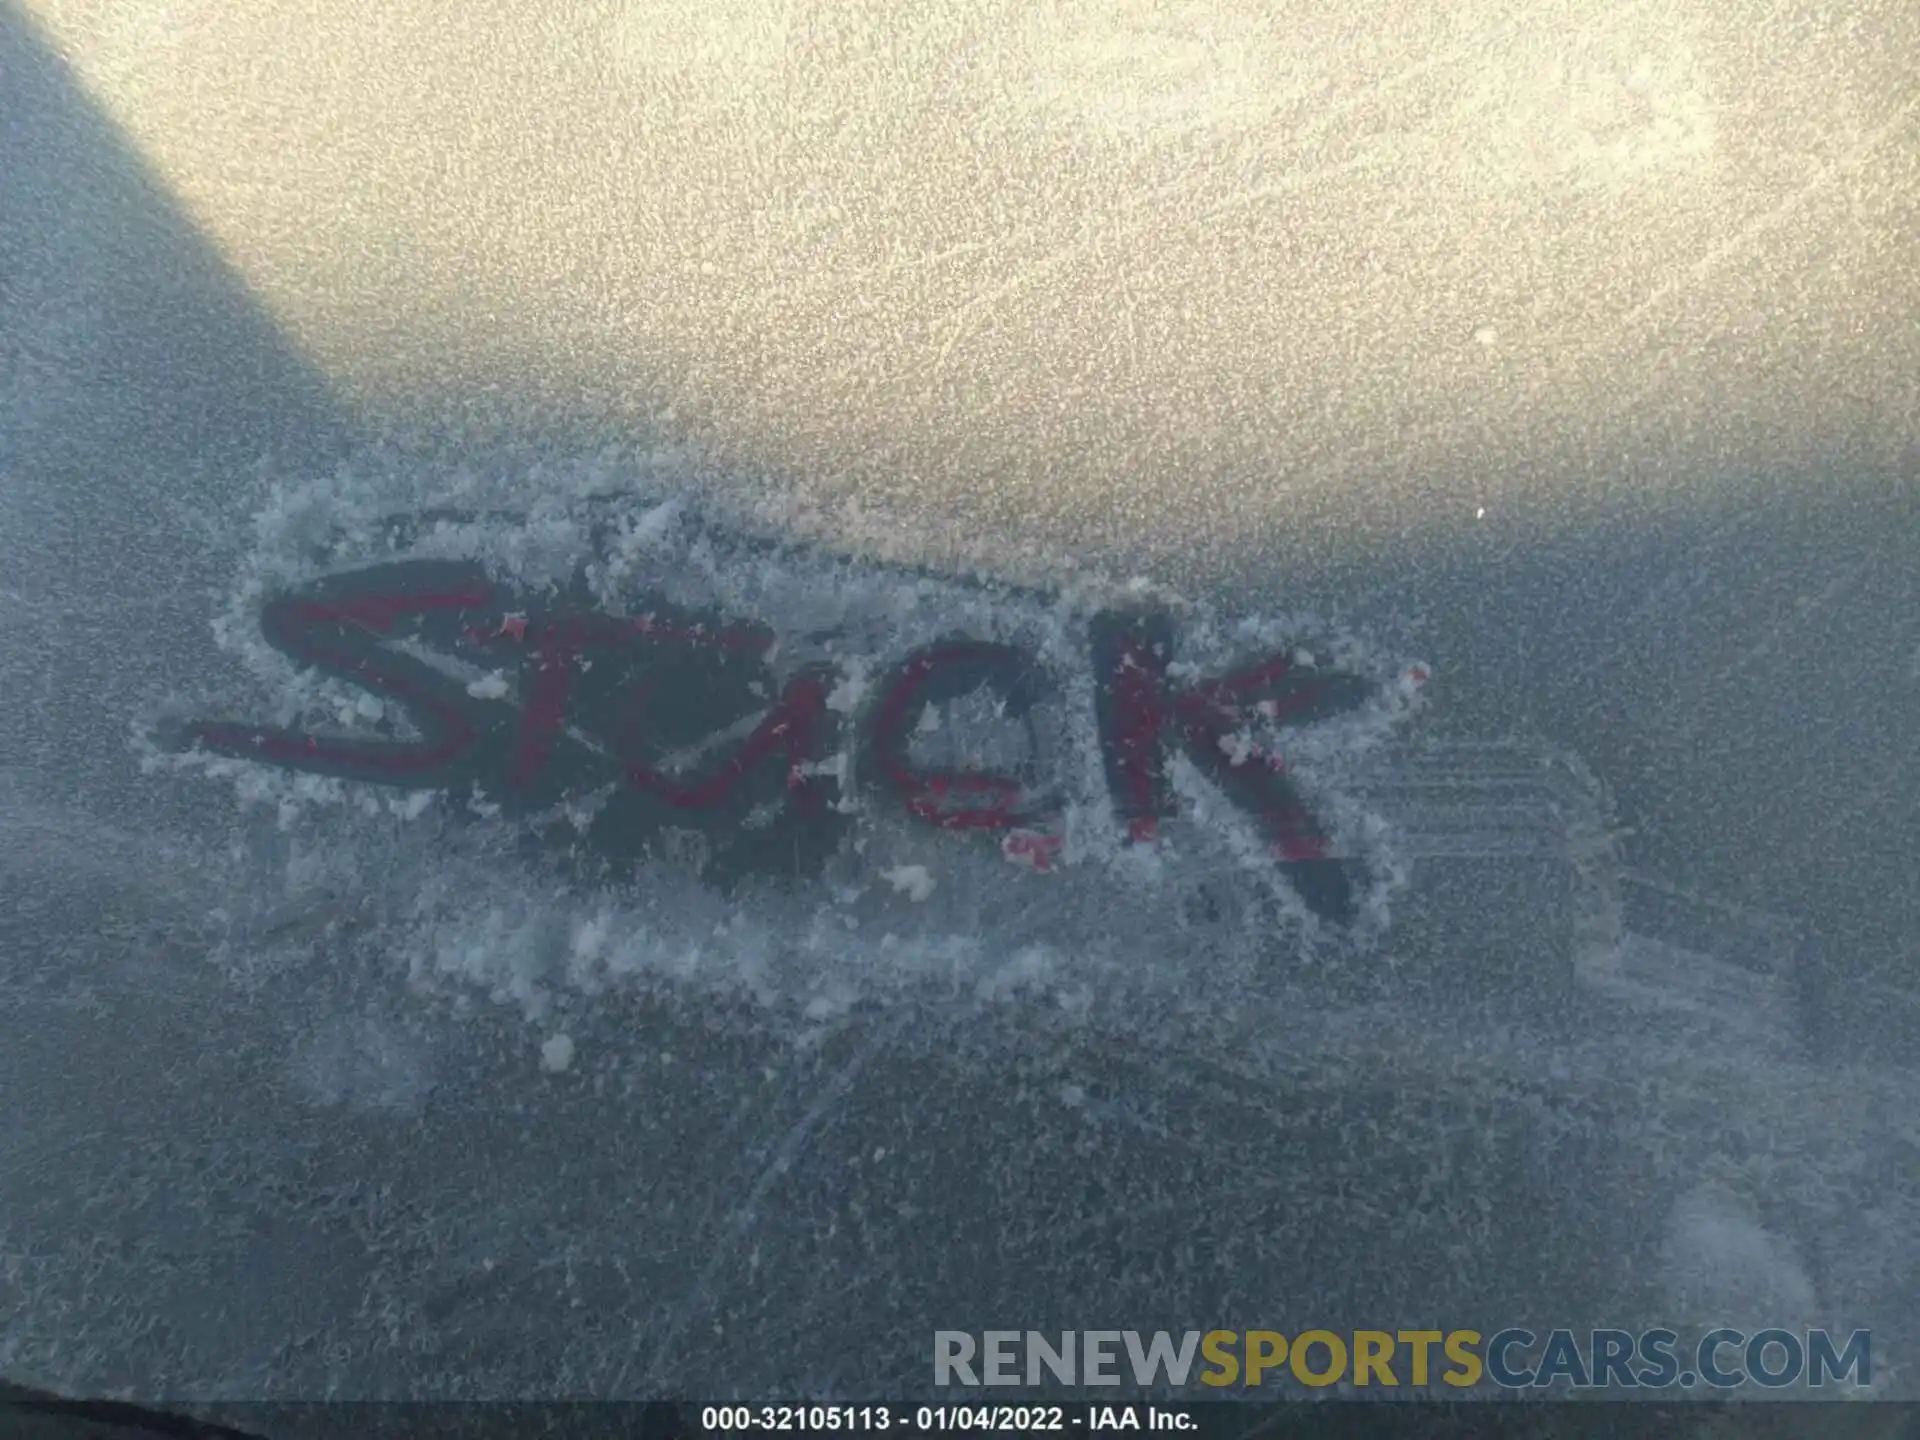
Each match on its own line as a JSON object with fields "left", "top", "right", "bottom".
{"left": 695, "top": 1405, "right": 1194, "bottom": 1433}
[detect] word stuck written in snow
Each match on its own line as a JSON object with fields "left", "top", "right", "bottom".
{"left": 172, "top": 559, "right": 1429, "bottom": 924}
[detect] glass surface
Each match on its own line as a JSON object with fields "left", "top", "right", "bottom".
{"left": 2, "top": 0, "right": 1916, "bottom": 1410}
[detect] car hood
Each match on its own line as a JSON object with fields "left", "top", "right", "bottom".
{"left": 2, "top": 0, "right": 1917, "bottom": 1405}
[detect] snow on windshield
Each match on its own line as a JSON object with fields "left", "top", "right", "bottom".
{"left": 3, "top": 0, "right": 1917, "bottom": 1410}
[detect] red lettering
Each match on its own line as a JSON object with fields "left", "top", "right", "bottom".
{"left": 503, "top": 617, "right": 585, "bottom": 791}
{"left": 1002, "top": 828, "right": 1065, "bottom": 872}
{"left": 1090, "top": 614, "right": 1174, "bottom": 843}
{"left": 186, "top": 565, "right": 497, "bottom": 780}
{"left": 869, "top": 641, "right": 1058, "bottom": 831}
{"left": 1090, "top": 610, "right": 1371, "bottom": 920}
{"left": 461, "top": 607, "right": 828, "bottom": 815}
{"left": 623, "top": 667, "right": 837, "bottom": 814}
{"left": 180, "top": 560, "right": 1385, "bottom": 921}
